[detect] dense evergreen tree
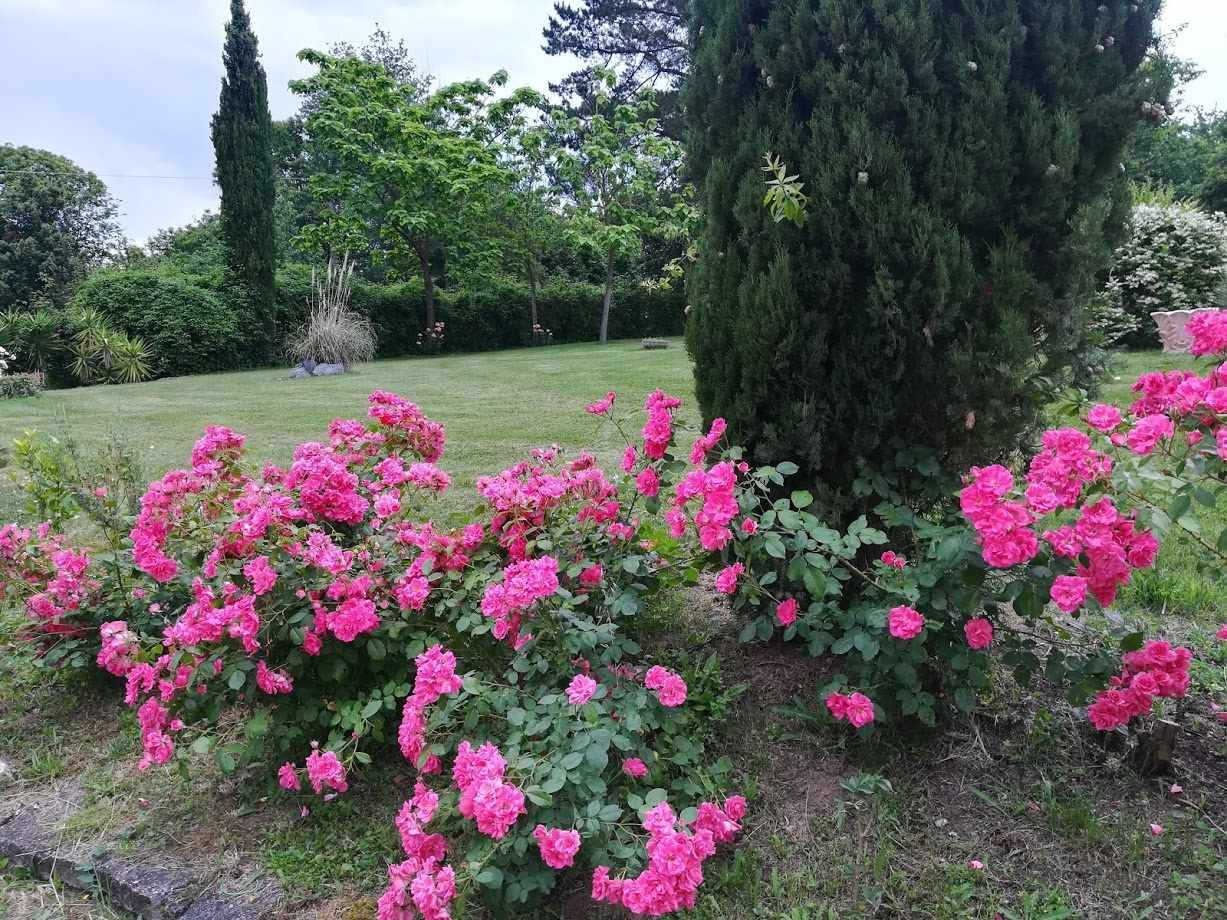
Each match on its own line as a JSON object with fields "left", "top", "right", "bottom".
{"left": 543, "top": 1, "right": 689, "bottom": 90}
{"left": 0, "top": 145, "right": 120, "bottom": 309}
{"left": 211, "top": 0, "right": 276, "bottom": 360}
{"left": 686, "top": 0, "right": 1167, "bottom": 516}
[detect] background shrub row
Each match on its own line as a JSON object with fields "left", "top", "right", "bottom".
{"left": 67, "top": 266, "right": 686, "bottom": 379}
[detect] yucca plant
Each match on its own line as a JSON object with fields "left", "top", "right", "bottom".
{"left": 13, "top": 310, "right": 62, "bottom": 373}
{"left": 107, "top": 334, "right": 153, "bottom": 384}
{"left": 67, "top": 309, "right": 155, "bottom": 385}
{"left": 286, "top": 253, "right": 376, "bottom": 369}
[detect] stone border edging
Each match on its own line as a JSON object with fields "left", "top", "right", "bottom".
{"left": 0, "top": 786, "right": 275, "bottom": 919}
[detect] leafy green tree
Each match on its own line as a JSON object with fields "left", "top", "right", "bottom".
{"left": 291, "top": 53, "right": 536, "bottom": 328}
{"left": 275, "top": 26, "right": 435, "bottom": 272}
{"left": 210, "top": 0, "right": 277, "bottom": 359}
{"left": 551, "top": 70, "right": 692, "bottom": 343}
{"left": 686, "top": 0, "right": 1166, "bottom": 515}
{"left": 0, "top": 145, "right": 120, "bottom": 309}
{"left": 1127, "top": 108, "right": 1227, "bottom": 208}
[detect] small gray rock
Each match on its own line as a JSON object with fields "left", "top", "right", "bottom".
{"left": 181, "top": 894, "right": 269, "bottom": 920}
{"left": 95, "top": 856, "right": 198, "bottom": 919}
{"left": 287, "top": 366, "right": 311, "bottom": 379}
{"left": 311, "top": 363, "right": 345, "bottom": 376}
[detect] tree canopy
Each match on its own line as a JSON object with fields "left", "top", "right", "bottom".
{"left": 0, "top": 145, "right": 120, "bottom": 309}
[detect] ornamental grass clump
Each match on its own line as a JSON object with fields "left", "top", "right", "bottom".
{"left": 286, "top": 252, "right": 376, "bottom": 368}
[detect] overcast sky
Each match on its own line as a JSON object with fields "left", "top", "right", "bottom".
{"left": 1, "top": 0, "right": 1224, "bottom": 244}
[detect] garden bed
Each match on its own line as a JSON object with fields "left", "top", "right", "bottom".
{"left": 1, "top": 342, "right": 1223, "bottom": 919}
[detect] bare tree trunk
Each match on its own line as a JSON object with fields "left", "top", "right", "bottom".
{"left": 527, "top": 254, "right": 539, "bottom": 330}
{"left": 415, "top": 238, "right": 435, "bottom": 328}
{"left": 599, "top": 247, "right": 615, "bottom": 345}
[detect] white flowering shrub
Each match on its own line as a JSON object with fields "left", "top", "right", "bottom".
{"left": 1107, "top": 202, "right": 1227, "bottom": 346}
{"left": 0, "top": 345, "right": 13, "bottom": 376}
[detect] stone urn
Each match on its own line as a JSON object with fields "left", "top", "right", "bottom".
{"left": 1150, "top": 308, "right": 1217, "bottom": 354}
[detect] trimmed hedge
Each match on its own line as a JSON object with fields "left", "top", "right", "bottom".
{"left": 69, "top": 269, "right": 244, "bottom": 378}
{"left": 62, "top": 265, "right": 685, "bottom": 380}
{"left": 275, "top": 265, "right": 686, "bottom": 358}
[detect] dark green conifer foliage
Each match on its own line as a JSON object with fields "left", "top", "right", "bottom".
{"left": 211, "top": 0, "right": 277, "bottom": 361}
{"left": 686, "top": 0, "right": 1165, "bottom": 514}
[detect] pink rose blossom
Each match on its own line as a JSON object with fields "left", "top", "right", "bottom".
{"left": 622, "top": 757, "right": 648, "bottom": 779}
{"left": 278, "top": 762, "right": 301, "bottom": 791}
{"left": 888, "top": 605, "right": 924, "bottom": 640}
{"left": 1086, "top": 403, "right": 1123, "bottom": 433}
{"left": 534, "top": 825, "right": 581, "bottom": 869}
{"left": 964, "top": 617, "right": 993, "bottom": 650}
{"left": 586, "top": 391, "right": 616, "bottom": 415}
{"left": 775, "top": 597, "right": 798, "bottom": 626}
{"left": 715, "top": 562, "right": 743, "bottom": 595}
{"left": 1050, "top": 575, "right": 1088, "bottom": 614}
{"left": 566, "top": 673, "right": 598, "bottom": 705}
{"left": 879, "top": 550, "right": 907, "bottom": 570}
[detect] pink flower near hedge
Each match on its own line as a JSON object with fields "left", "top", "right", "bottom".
{"left": 826, "top": 691, "right": 874, "bottom": 728}
{"left": 534, "top": 824, "right": 582, "bottom": 869}
{"left": 242, "top": 555, "right": 278, "bottom": 595}
{"left": 278, "top": 762, "right": 301, "bottom": 791}
{"left": 622, "top": 757, "right": 648, "bottom": 779}
{"left": 1050, "top": 575, "right": 1088, "bottom": 614}
{"left": 644, "top": 665, "right": 687, "bottom": 707}
{"left": 579, "top": 563, "right": 603, "bottom": 588}
{"left": 635, "top": 467, "right": 660, "bottom": 497}
{"left": 567, "top": 673, "right": 598, "bottom": 705}
{"left": 879, "top": 550, "right": 907, "bottom": 570}
{"left": 305, "top": 747, "right": 348, "bottom": 795}
{"left": 715, "top": 562, "right": 744, "bottom": 595}
{"left": 1126, "top": 414, "right": 1175, "bottom": 455}
{"left": 1187, "top": 309, "right": 1227, "bottom": 356}
{"left": 412, "top": 645, "right": 463, "bottom": 707}
{"left": 740, "top": 517, "right": 758, "bottom": 534}
{"left": 888, "top": 605, "right": 924, "bottom": 639}
{"left": 256, "top": 660, "right": 293, "bottom": 695}
{"left": 964, "top": 617, "right": 994, "bottom": 650}
{"left": 1086, "top": 403, "right": 1123, "bottom": 433}
{"left": 775, "top": 597, "right": 798, "bottom": 626}
{"left": 1217, "top": 624, "right": 1227, "bottom": 640}
{"left": 844, "top": 692, "right": 874, "bottom": 728}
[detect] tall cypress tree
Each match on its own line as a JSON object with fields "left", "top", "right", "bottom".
{"left": 686, "top": 0, "right": 1167, "bottom": 516}
{"left": 211, "top": 0, "right": 276, "bottom": 361}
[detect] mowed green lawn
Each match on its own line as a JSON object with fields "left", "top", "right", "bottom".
{"left": 0, "top": 339, "right": 696, "bottom": 509}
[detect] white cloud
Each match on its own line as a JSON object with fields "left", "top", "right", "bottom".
{"left": 1159, "top": 0, "right": 1227, "bottom": 113}
{"left": 0, "top": 0, "right": 578, "bottom": 242}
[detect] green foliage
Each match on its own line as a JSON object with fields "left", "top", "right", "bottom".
{"left": 685, "top": 0, "right": 1165, "bottom": 516}
{"left": 550, "top": 68, "right": 694, "bottom": 343}
{"left": 290, "top": 53, "right": 539, "bottom": 329}
{"left": 210, "top": 0, "right": 277, "bottom": 360}
{"left": 68, "top": 268, "right": 242, "bottom": 378}
{"left": 724, "top": 449, "right": 1125, "bottom": 727}
{"left": 1107, "top": 200, "right": 1227, "bottom": 347}
{"left": 1127, "top": 107, "right": 1227, "bottom": 212}
{"left": 0, "top": 305, "right": 152, "bottom": 388}
{"left": 274, "top": 265, "right": 686, "bottom": 357}
{"left": 0, "top": 145, "right": 121, "bottom": 309}
{"left": 0, "top": 373, "right": 42, "bottom": 400}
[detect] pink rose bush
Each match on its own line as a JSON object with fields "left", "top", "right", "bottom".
{"left": 717, "top": 312, "right": 1226, "bottom": 731}
{"left": 1, "top": 387, "right": 747, "bottom": 915}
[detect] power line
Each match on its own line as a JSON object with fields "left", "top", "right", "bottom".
{"left": 0, "top": 168, "right": 214, "bottom": 181}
